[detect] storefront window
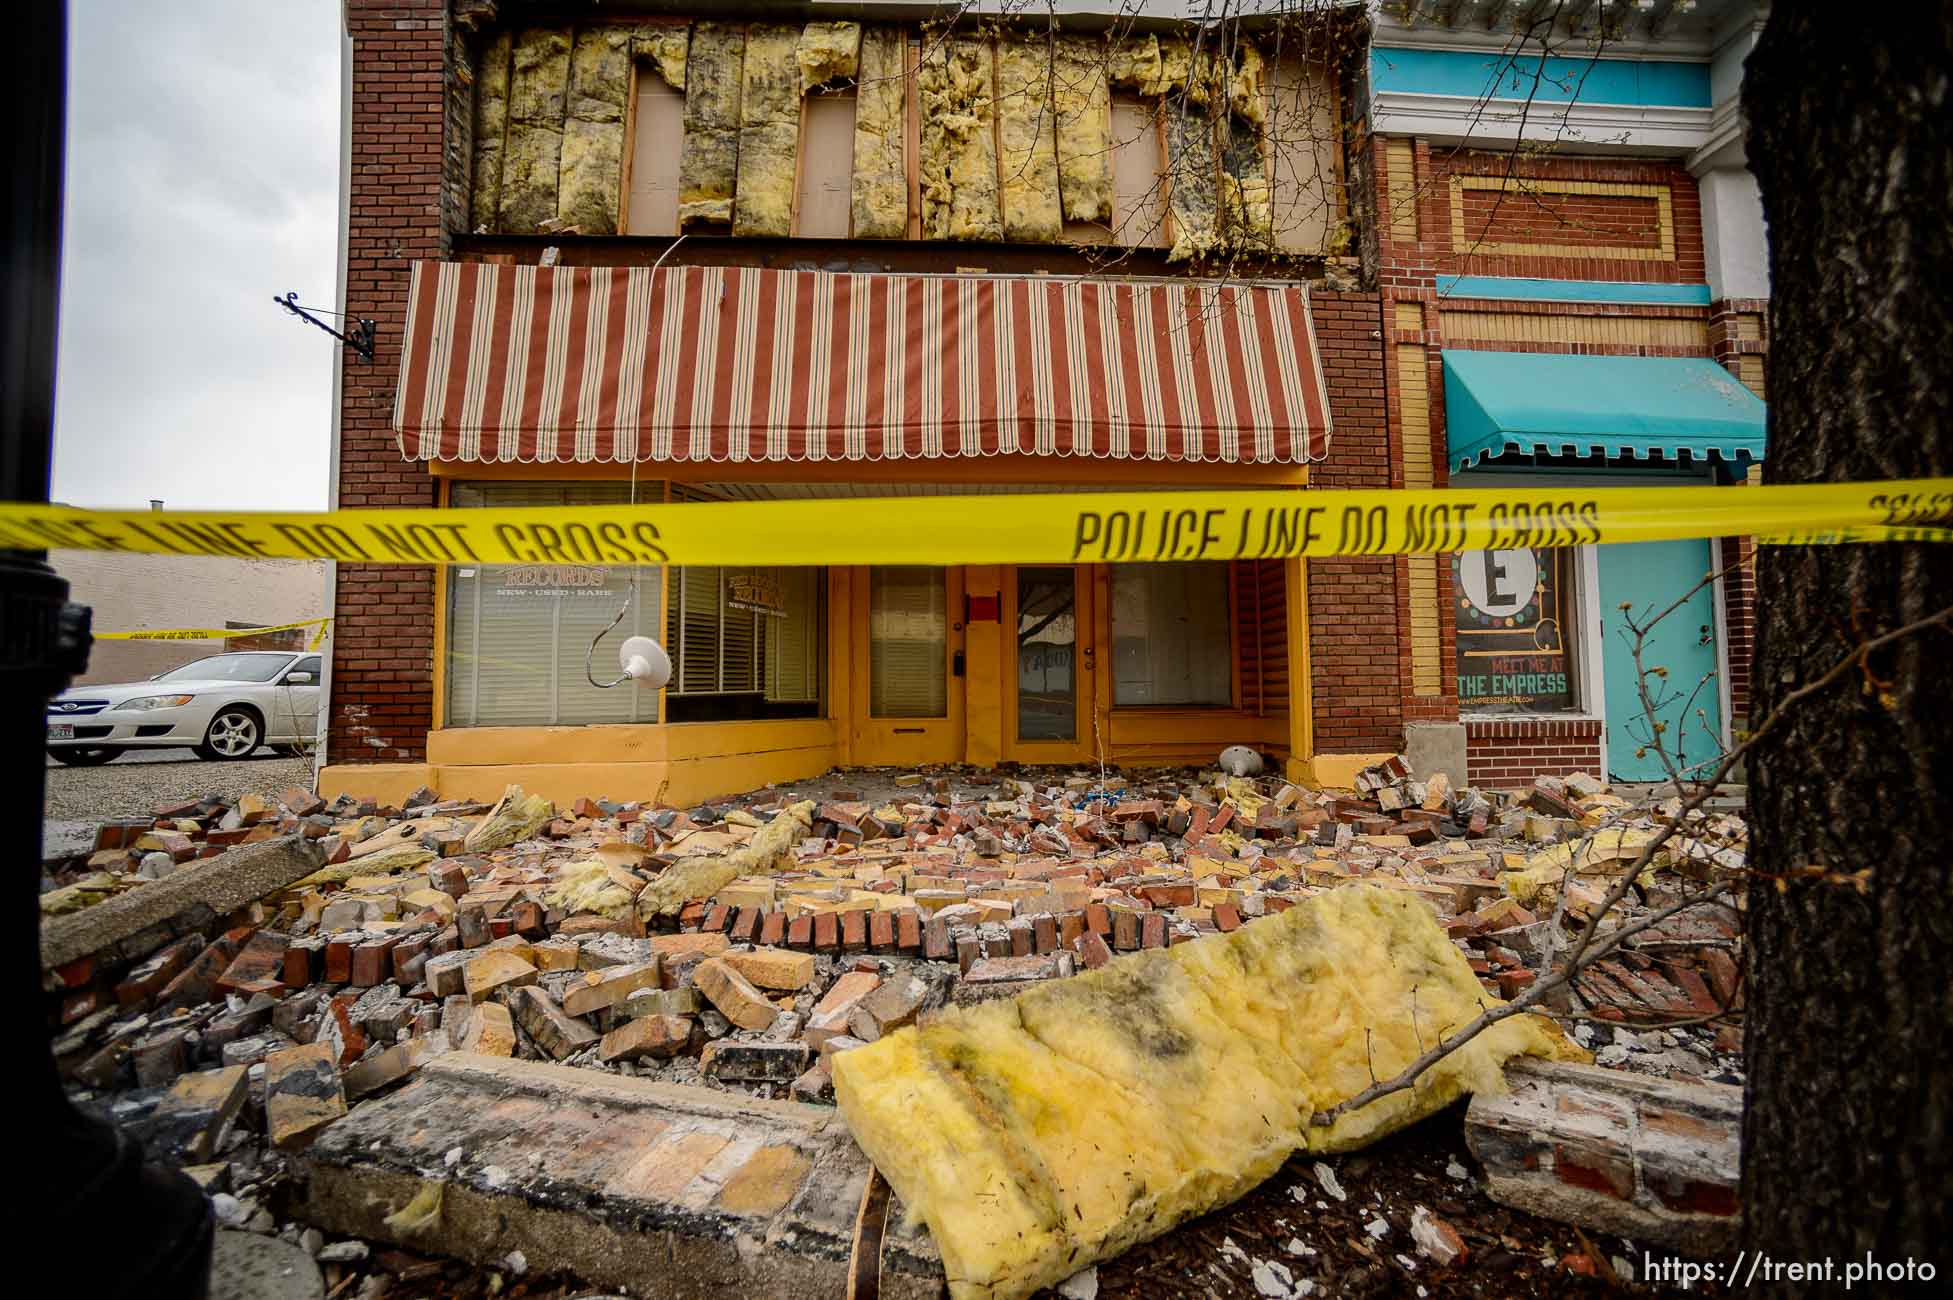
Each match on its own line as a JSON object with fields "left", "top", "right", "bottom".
{"left": 1111, "top": 563, "right": 1231, "bottom": 706}
{"left": 665, "top": 566, "right": 825, "bottom": 722}
{"left": 870, "top": 567, "right": 948, "bottom": 718}
{"left": 445, "top": 483, "right": 663, "bottom": 727}
{"left": 1453, "top": 547, "right": 1580, "bottom": 713}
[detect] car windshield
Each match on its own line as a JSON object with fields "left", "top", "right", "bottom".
{"left": 157, "top": 654, "right": 291, "bottom": 683}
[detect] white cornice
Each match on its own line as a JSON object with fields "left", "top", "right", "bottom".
{"left": 1371, "top": 89, "right": 1713, "bottom": 155}
{"left": 1688, "top": 96, "right": 1747, "bottom": 173}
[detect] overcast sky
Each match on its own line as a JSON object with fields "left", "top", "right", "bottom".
{"left": 53, "top": 0, "right": 341, "bottom": 512}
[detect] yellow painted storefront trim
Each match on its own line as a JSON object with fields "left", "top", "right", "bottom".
{"left": 1307, "top": 751, "right": 1400, "bottom": 790}
{"left": 1448, "top": 175, "right": 1675, "bottom": 262}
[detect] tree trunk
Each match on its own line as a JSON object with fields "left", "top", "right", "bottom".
{"left": 1740, "top": 7, "right": 1953, "bottom": 1287}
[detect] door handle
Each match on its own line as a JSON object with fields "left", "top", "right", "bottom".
{"left": 952, "top": 650, "right": 965, "bottom": 678}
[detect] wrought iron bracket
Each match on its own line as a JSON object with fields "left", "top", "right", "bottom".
{"left": 274, "top": 291, "right": 375, "bottom": 363}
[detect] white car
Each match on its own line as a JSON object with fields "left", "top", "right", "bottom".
{"left": 47, "top": 651, "right": 322, "bottom": 766}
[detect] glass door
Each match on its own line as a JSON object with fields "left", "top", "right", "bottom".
{"left": 1007, "top": 565, "right": 1096, "bottom": 761}
{"left": 851, "top": 565, "right": 965, "bottom": 766}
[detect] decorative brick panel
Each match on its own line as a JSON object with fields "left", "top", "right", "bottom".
{"left": 328, "top": 0, "right": 449, "bottom": 765}
{"left": 1465, "top": 717, "right": 1604, "bottom": 789}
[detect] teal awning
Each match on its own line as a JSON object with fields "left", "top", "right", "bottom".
{"left": 1443, "top": 351, "right": 1767, "bottom": 472}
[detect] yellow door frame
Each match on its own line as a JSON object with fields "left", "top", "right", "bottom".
{"left": 848, "top": 564, "right": 967, "bottom": 767}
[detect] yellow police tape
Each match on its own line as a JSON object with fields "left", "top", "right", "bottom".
{"left": 3, "top": 480, "right": 1949, "bottom": 568}
{"left": 95, "top": 617, "right": 332, "bottom": 649}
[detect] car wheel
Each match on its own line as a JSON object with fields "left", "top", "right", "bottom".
{"left": 50, "top": 747, "right": 124, "bottom": 766}
{"left": 195, "top": 707, "right": 262, "bottom": 761}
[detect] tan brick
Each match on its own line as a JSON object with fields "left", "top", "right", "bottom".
{"left": 693, "top": 958, "right": 780, "bottom": 1031}
{"left": 599, "top": 1014, "right": 692, "bottom": 1063}
{"left": 563, "top": 960, "right": 663, "bottom": 1017}
{"left": 463, "top": 949, "right": 536, "bottom": 1004}
{"left": 719, "top": 946, "right": 815, "bottom": 991}
{"left": 715, "top": 1144, "right": 810, "bottom": 1217}
{"left": 460, "top": 1002, "right": 516, "bottom": 1056}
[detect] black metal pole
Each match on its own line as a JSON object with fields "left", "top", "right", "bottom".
{"left": 10, "top": 5, "right": 212, "bottom": 1293}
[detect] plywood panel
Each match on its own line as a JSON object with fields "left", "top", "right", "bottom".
{"left": 627, "top": 68, "right": 685, "bottom": 236}
{"left": 798, "top": 92, "right": 857, "bottom": 238}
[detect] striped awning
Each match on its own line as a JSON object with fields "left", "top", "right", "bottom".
{"left": 393, "top": 261, "right": 1331, "bottom": 465}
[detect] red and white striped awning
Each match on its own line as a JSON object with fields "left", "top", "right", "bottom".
{"left": 393, "top": 261, "right": 1331, "bottom": 465}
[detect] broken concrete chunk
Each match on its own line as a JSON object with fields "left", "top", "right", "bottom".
{"left": 832, "top": 885, "right": 1583, "bottom": 1300}
{"left": 264, "top": 1042, "right": 347, "bottom": 1149}
{"left": 693, "top": 958, "right": 779, "bottom": 1032}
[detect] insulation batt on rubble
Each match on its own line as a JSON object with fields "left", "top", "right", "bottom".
{"left": 832, "top": 884, "right": 1585, "bottom": 1300}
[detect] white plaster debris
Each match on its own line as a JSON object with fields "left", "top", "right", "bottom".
{"left": 444, "top": 1145, "right": 463, "bottom": 1166}
{"left": 1285, "top": 1237, "right": 1317, "bottom": 1256}
{"left": 500, "top": 1250, "right": 528, "bottom": 1276}
{"left": 1251, "top": 1259, "right": 1296, "bottom": 1297}
{"left": 1057, "top": 1265, "right": 1099, "bottom": 1300}
{"left": 1396, "top": 1253, "right": 1419, "bottom": 1271}
{"left": 1313, "top": 1162, "right": 1347, "bottom": 1202}
{"left": 1445, "top": 1158, "right": 1469, "bottom": 1181}
{"left": 1220, "top": 1236, "right": 1251, "bottom": 1265}
{"left": 481, "top": 1164, "right": 513, "bottom": 1189}
{"left": 1364, "top": 1215, "right": 1391, "bottom": 1240}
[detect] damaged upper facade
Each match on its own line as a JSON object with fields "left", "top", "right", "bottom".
{"left": 459, "top": 5, "right": 1351, "bottom": 262}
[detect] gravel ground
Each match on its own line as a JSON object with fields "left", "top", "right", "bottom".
{"left": 44, "top": 752, "right": 314, "bottom": 823}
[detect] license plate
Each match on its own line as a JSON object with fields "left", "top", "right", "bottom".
{"left": 48, "top": 722, "right": 75, "bottom": 740}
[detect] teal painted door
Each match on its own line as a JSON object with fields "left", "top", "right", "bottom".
{"left": 1596, "top": 540, "right": 1724, "bottom": 781}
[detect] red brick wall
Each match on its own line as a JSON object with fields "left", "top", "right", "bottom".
{"left": 1306, "top": 290, "right": 1401, "bottom": 754}
{"left": 328, "top": 0, "right": 448, "bottom": 765}
{"left": 1465, "top": 718, "right": 1604, "bottom": 789}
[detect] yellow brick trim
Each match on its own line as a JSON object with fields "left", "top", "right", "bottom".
{"left": 1408, "top": 555, "right": 1441, "bottom": 696}
{"left": 1438, "top": 310, "right": 1707, "bottom": 349}
{"left": 1736, "top": 354, "right": 1766, "bottom": 398}
{"left": 1395, "top": 342, "right": 1434, "bottom": 491}
{"left": 1394, "top": 302, "right": 1424, "bottom": 334}
{"left": 1448, "top": 175, "right": 1674, "bottom": 262}
{"left": 1386, "top": 139, "right": 1419, "bottom": 242}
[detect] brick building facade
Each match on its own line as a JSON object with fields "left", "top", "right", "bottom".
{"left": 320, "top": 1, "right": 1769, "bottom": 803}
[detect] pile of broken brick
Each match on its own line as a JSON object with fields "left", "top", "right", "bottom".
{"left": 41, "top": 758, "right": 1746, "bottom": 1238}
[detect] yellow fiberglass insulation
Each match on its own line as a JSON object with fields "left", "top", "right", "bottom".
{"left": 1229, "top": 42, "right": 1267, "bottom": 125}
{"left": 637, "top": 800, "right": 814, "bottom": 920}
{"left": 1164, "top": 95, "right": 1220, "bottom": 262}
{"left": 797, "top": 21, "right": 861, "bottom": 93}
{"left": 678, "top": 22, "right": 743, "bottom": 227}
{"left": 641, "top": 24, "right": 688, "bottom": 91}
{"left": 994, "top": 40, "right": 1063, "bottom": 242}
{"left": 832, "top": 884, "right": 1585, "bottom": 1300}
{"left": 918, "top": 35, "right": 1002, "bottom": 241}
{"left": 1053, "top": 36, "right": 1111, "bottom": 224}
{"left": 851, "top": 26, "right": 908, "bottom": 238}
{"left": 546, "top": 860, "right": 636, "bottom": 920}
{"left": 463, "top": 785, "right": 554, "bottom": 852}
{"left": 469, "top": 30, "right": 512, "bottom": 233}
{"left": 497, "top": 27, "right": 572, "bottom": 234}
{"left": 556, "top": 26, "right": 632, "bottom": 235}
{"left": 733, "top": 24, "right": 802, "bottom": 238}
{"left": 1221, "top": 115, "right": 1274, "bottom": 250}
